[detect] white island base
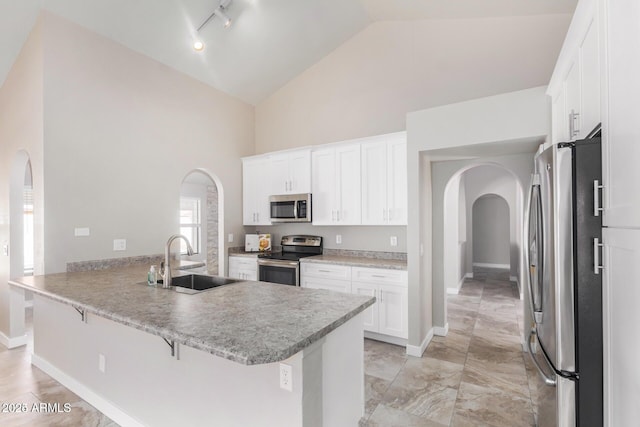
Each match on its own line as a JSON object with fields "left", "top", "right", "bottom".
{"left": 31, "top": 295, "right": 365, "bottom": 427}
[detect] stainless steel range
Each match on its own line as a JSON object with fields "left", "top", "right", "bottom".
{"left": 257, "top": 235, "right": 323, "bottom": 286}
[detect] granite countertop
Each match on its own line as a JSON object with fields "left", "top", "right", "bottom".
{"left": 227, "top": 251, "right": 262, "bottom": 258}
{"left": 9, "top": 266, "right": 374, "bottom": 366}
{"left": 301, "top": 255, "right": 407, "bottom": 270}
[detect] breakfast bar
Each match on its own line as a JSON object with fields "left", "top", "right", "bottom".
{"left": 9, "top": 266, "right": 374, "bottom": 427}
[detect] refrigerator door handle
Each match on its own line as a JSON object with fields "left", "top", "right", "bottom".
{"left": 525, "top": 176, "right": 544, "bottom": 321}
{"left": 593, "top": 180, "right": 604, "bottom": 217}
{"left": 527, "top": 328, "right": 557, "bottom": 386}
{"left": 593, "top": 237, "right": 604, "bottom": 274}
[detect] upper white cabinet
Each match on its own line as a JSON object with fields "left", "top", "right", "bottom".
{"left": 311, "top": 143, "right": 361, "bottom": 225}
{"left": 601, "top": 0, "right": 640, "bottom": 228}
{"left": 270, "top": 149, "right": 311, "bottom": 195}
{"left": 242, "top": 157, "right": 272, "bottom": 226}
{"left": 361, "top": 133, "right": 407, "bottom": 225}
{"left": 548, "top": 0, "right": 600, "bottom": 143}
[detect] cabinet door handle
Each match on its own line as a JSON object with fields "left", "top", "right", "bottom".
{"left": 332, "top": 210, "right": 336, "bottom": 221}
{"left": 256, "top": 213, "right": 259, "bottom": 222}
{"left": 379, "top": 289, "right": 383, "bottom": 303}
{"left": 388, "top": 209, "right": 393, "bottom": 221}
{"left": 372, "top": 275, "right": 386, "bottom": 278}
{"left": 593, "top": 180, "right": 604, "bottom": 217}
{"left": 569, "top": 109, "right": 580, "bottom": 139}
{"left": 319, "top": 269, "right": 331, "bottom": 273}
{"left": 594, "top": 238, "right": 604, "bottom": 274}
{"left": 336, "top": 210, "right": 341, "bottom": 222}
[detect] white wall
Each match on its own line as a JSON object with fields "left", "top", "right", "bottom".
{"left": 407, "top": 87, "right": 547, "bottom": 345}
{"left": 472, "top": 194, "right": 511, "bottom": 267}
{"left": 40, "top": 13, "right": 255, "bottom": 274}
{"left": 255, "top": 15, "right": 570, "bottom": 154}
{"left": 0, "top": 18, "right": 44, "bottom": 343}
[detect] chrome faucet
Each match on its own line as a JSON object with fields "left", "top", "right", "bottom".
{"left": 161, "top": 234, "right": 194, "bottom": 289}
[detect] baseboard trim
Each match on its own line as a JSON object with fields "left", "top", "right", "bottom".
{"left": 465, "top": 273, "right": 473, "bottom": 279}
{"left": 0, "top": 331, "right": 28, "bottom": 349}
{"left": 32, "top": 354, "right": 144, "bottom": 427}
{"left": 446, "top": 287, "right": 459, "bottom": 295}
{"left": 364, "top": 331, "right": 407, "bottom": 347}
{"left": 473, "top": 262, "right": 510, "bottom": 269}
{"left": 433, "top": 323, "right": 449, "bottom": 337}
{"left": 405, "top": 328, "right": 433, "bottom": 357}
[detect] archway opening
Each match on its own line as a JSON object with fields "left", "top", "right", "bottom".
{"left": 180, "top": 169, "right": 223, "bottom": 275}
{"left": 472, "top": 194, "right": 511, "bottom": 277}
{"left": 441, "top": 162, "right": 525, "bottom": 331}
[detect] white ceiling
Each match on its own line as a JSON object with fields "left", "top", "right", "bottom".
{"left": 0, "top": 0, "right": 576, "bottom": 105}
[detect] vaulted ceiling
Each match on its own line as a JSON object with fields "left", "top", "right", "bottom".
{"left": 0, "top": 0, "right": 577, "bottom": 105}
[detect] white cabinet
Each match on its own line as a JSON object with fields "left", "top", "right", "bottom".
{"left": 548, "top": 1, "right": 600, "bottom": 143}
{"left": 601, "top": 0, "right": 640, "bottom": 228}
{"left": 300, "top": 263, "right": 351, "bottom": 293}
{"left": 242, "top": 157, "right": 272, "bottom": 226}
{"left": 228, "top": 256, "right": 258, "bottom": 281}
{"left": 602, "top": 228, "right": 640, "bottom": 427}
{"left": 311, "top": 143, "right": 361, "bottom": 225}
{"left": 361, "top": 134, "right": 407, "bottom": 225}
{"left": 270, "top": 149, "right": 311, "bottom": 195}
{"left": 351, "top": 267, "right": 408, "bottom": 339}
{"left": 301, "top": 262, "right": 408, "bottom": 340}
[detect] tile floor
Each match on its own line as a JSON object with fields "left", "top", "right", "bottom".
{"left": 1, "top": 268, "right": 537, "bottom": 426}
{"left": 361, "top": 269, "right": 539, "bottom": 427}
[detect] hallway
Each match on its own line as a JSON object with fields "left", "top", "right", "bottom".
{"left": 362, "top": 268, "right": 537, "bottom": 426}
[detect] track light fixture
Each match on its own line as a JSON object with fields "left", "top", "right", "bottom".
{"left": 193, "top": 0, "right": 233, "bottom": 51}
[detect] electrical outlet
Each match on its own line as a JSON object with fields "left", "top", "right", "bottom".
{"left": 113, "top": 239, "right": 126, "bottom": 251}
{"left": 336, "top": 234, "right": 342, "bottom": 244}
{"left": 390, "top": 236, "right": 398, "bottom": 247}
{"left": 2, "top": 244, "right": 8, "bottom": 256}
{"left": 228, "top": 233, "right": 234, "bottom": 243}
{"left": 279, "top": 363, "right": 293, "bottom": 391}
{"left": 98, "top": 354, "right": 106, "bottom": 373}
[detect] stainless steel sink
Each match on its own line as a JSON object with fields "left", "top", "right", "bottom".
{"left": 146, "top": 274, "right": 240, "bottom": 294}
{"left": 172, "top": 274, "right": 240, "bottom": 292}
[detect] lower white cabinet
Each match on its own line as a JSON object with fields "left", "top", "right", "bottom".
{"left": 228, "top": 256, "right": 258, "bottom": 281}
{"left": 602, "top": 227, "right": 640, "bottom": 426}
{"left": 301, "top": 263, "right": 351, "bottom": 292}
{"left": 351, "top": 267, "right": 408, "bottom": 339}
{"left": 301, "top": 262, "right": 408, "bottom": 340}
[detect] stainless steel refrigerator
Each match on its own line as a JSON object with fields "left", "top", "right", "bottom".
{"left": 525, "top": 131, "right": 603, "bottom": 427}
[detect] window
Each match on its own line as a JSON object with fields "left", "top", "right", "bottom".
{"left": 179, "top": 197, "right": 201, "bottom": 255}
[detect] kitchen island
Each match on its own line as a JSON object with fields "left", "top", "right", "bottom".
{"left": 9, "top": 266, "right": 374, "bottom": 427}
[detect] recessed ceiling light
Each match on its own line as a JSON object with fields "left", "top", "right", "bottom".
{"left": 193, "top": 40, "right": 205, "bottom": 51}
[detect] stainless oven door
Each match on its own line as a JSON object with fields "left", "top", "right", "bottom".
{"left": 257, "top": 259, "right": 299, "bottom": 286}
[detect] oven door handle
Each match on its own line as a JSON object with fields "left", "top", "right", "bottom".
{"left": 257, "top": 259, "right": 299, "bottom": 268}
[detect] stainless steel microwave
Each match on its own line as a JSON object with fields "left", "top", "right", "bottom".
{"left": 269, "top": 193, "right": 312, "bottom": 223}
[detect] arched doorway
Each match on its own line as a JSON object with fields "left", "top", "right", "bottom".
{"left": 180, "top": 169, "right": 224, "bottom": 275}
{"left": 441, "top": 162, "right": 525, "bottom": 328}
{"left": 472, "top": 194, "right": 510, "bottom": 275}
{"left": 7, "top": 150, "right": 34, "bottom": 348}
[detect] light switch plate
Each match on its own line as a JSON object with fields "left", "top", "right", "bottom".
{"left": 113, "top": 239, "right": 126, "bottom": 251}
{"left": 228, "top": 233, "right": 234, "bottom": 243}
{"left": 336, "top": 235, "right": 342, "bottom": 244}
{"left": 390, "top": 236, "right": 398, "bottom": 246}
{"left": 75, "top": 227, "right": 90, "bottom": 237}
